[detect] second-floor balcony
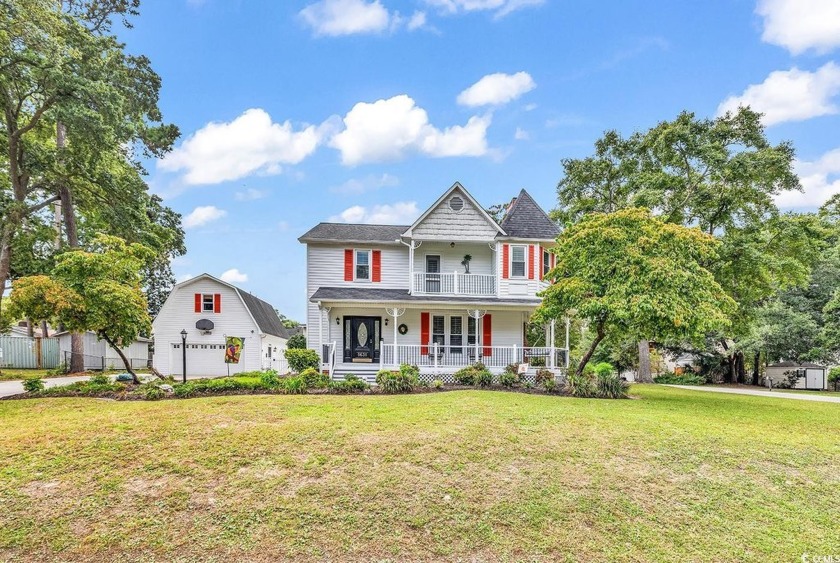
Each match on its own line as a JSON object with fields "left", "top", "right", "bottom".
{"left": 412, "top": 272, "right": 495, "bottom": 296}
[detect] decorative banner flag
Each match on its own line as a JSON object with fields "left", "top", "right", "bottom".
{"left": 224, "top": 336, "right": 245, "bottom": 364}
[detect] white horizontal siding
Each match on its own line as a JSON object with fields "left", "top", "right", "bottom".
{"left": 152, "top": 278, "right": 261, "bottom": 376}
{"left": 413, "top": 242, "right": 495, "bottom": 277}
{"left": 497, "top": 242, "right": 545, "bottom": 298}
{"left": 57, "top": 332, "right": 149, "bottom": 370}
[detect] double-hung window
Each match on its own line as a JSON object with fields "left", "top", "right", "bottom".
{"left": 202, "top": 294, "right": 214, "bottom": 312}
{"left": 511, "top": 245, "right": 526, "bottom": 278}
{"left": 355, "top": 250, "right": 371, "bottom": 281}
{"left": 543, "top": 249, "right": 551, "bottom": 278}
{"left": 450, "top": 316, "right": 463, "bottom": 354}
{"left": 432, "top": 315, "right": 446, "bottom": 347}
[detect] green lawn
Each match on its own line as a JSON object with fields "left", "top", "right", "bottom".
{"left": 0, "top": 386, "right": 837, "bottom": 562}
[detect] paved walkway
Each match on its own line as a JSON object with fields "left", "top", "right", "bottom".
{"left": 0, "top": 374, "right": 208, "bottom": 399}
{"left": 666, "top": 385, "right": 840, "bottom": 404}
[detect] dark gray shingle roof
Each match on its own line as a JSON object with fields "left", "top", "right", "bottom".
{"left": 299, "top": 223, "right": 409, "bottom": 244}
{"left": 310, "top": 286, "right": 540, "bottom": 306}
{"left": 498, "top": 189, "right": 560, "bottom": 240}
{"left": 237, "top": 290, "right": 289, "bottom": 339}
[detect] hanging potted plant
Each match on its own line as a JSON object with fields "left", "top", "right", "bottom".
{"left": 461, "top": 254, "right": 472, "bottom": 274}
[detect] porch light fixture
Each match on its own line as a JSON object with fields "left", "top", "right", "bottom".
{"left": 336, "top": 317, "right": 340, "bottom": 325}
{"left": 450, "top": 242, "right": 455, "bottom": 248}
{"left": 385, "top": 318, "right": 389, "bottom": 326}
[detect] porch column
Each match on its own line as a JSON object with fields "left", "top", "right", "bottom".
{"left": 408, "top": 242, "right": 414, "bottom": 295}
{"left": 565, "top": 316, "right": 571, "bottom": 368}
{"left": 550, "top": 319, "right": 556, "bottom": 369}
{"left": 386, "top": 307, "right": 406, "bottom": 368}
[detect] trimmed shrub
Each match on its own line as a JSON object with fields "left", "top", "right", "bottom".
{"left": 300, "top": 367, "right": 330, "bottom": 388}
{"left": 453, "top": 363, "right": 492, "bottom": 386}
{"left": 504, "top": 363, "right": 520, "bottom": 375}
{"left": 535, "top": 369, "right": 554, "bottom": 386}
{"left": 259, "top": 370, "right": 281, "bottom": 387}
{"left": 565, "top": 372, "right": 596, "bottom": 398}
{"left": 829, "top": 367, "right": 840, "bottom": 391}
{"left": 475, "top": 369, "right": 492, "bottom": 387}
{"left": 284, "top": 348, "right": 320, "bottom": 373}
{"left": 22, "top": 377, "right": 45, "bottom": 393}
{"left": 499, "top": 370, "right": 518, "bottom": 388}
{"left": 399, "top": 363, "right": 420, "bottom": 382}
{"left": 453, "top": 366, "right": 476, "bottom": 386}
{"left": 330, "top": 374, "right": 369, "bottom": 393}
{"left": 432, "top": 379, "right": 443, "bottom": 389}
{"left": 653, "top": 372, "right": 705, "bottom": 385}
{"left": 593, "top": 362, "right": 614, "bottom": 378}
{"left": 543, "top": 378, "right": 557, "bottom": 393}
{"left": 376, "top": 369, "right": 416, "bottom": 393}
{"left": 174, "top": 383, "right": 196, "bottom": 398}
{"left": 287, "top": 333, "right": 307, "bottom": 349}
{"left": 283, "top": 376, "right": 307, "bottom": 394}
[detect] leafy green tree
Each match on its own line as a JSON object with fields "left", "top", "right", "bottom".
{"left": 822, "top": 289, "right": 840, "bottom": 361}
{"left": 10, "top": 235, "right": 154, "bottom": 382}
{"left": 536, "top": 208, "right": 735, "bottom": 377}
{"left": 553, "top": 108, "right": 816, "bottom": 383}
{"left": 287, "top": 333, "right": 307, "bottom": 349}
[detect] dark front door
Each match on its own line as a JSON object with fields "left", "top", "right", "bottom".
{"left": 343, "top": 316, "right": 381, "bottom": 362}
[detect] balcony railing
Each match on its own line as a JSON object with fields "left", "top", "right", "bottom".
{"left": 380, "top": 343, "right": 567, "bottom": 369}
{"left": 413, "top": 272, "right": 495, "bottom": 296}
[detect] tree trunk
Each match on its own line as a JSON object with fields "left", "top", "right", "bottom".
{"left": 576, "top": 322, "right": 605, "bottom": 377}
{"left": 0, "top": 222, "right": 13, "bottom": 307}
{"left": 751, "top": 351, "right": 760, "bottom": 386}
{"left": 735, "top": 351, "right": 746, "bottom": 384}
{"left": 56, "top": 121, "right": 86, "bottom": 374}
{"left": 101, "top": 332, "right": 139, "bottom": 384}
{"left": 26, "top": 318, "right": 34, "bottom": 337}
{"left": 637, "top": 340, "right": 652, "bottom": 383}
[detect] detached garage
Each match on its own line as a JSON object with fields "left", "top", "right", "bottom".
{"left": 765, "top": 361, "right": 828, "bottom": 390}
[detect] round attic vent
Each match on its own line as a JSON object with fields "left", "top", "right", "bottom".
{"left": 449, "top": 195, "right": 464, "bottom": 212}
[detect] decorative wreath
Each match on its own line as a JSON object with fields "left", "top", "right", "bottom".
{"left": 398, "top": 323, "right": 409, "bottom": 335}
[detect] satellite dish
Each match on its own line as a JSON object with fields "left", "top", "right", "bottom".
{"left": 196, "top": 319, "right": 215, "bottom": 332}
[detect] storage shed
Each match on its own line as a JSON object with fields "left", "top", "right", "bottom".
{"left": 765, "top": 361, "right": 828, "bottom": 390}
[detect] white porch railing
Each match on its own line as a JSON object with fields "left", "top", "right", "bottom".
{"left": 322, "top": 341, "right": 337, "bottom": 377}
{"left": 380, "top": 343, "right": 566, "bottom": 370}
{"left": 412, "top": 272, "right": 495, "bottom": 296}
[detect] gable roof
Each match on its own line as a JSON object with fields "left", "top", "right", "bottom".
{"left": 498, "top": 189, "right": 560, "bottom": 241}
{"left": 767, "top": 361, "right": 826, "bottom": 369}
{"left": 402, "top": 182, "right": 506, "bottom": 239}
{"left": 173, "top": 274, "right": 289, "bottom": 339}
{"left": 298, "top": 223, "right": 408, "bottom": 245}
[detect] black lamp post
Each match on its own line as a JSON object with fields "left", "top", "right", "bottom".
{"left": 180, "top": 329, "right": 187, "bottom": 383}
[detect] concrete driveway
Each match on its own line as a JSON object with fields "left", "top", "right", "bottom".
{"left": 0, "top": 373, "right": 210, "bottom": 399}
{"left": 666, "top": 385, "right": 840, "bottom": 404}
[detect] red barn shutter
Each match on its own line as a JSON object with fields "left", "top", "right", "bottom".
{"left": 482, "top": 314, "right": 492, "bottom": 356}
{"left": 528, "top": 245, "right": 535, "bottom": 280}
{"left": 194, "top": 293, "right": 201, "bottom": 313}
{"left": 372, "top": 250, "right": 381, "bottom": 282}
{"left": 344, "top": 249, "right": 354, "bottom": 281}
{"left": 502, "top": 244, "right": 509, "bottom": 279}
{"left": 420, "top": 312, "right": 430, "bottom": 355}
{"left": 214, "top": 293, "right": 221, "bottom": 313}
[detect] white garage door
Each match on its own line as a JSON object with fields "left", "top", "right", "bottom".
{"left": 170, "top": 343, "right": 228, "bottom": 377}
{"left": 805, "top": 369, "right": 824, "bottom": 390}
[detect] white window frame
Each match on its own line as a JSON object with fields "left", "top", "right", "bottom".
{"left": 202, "top": 293, "right": 215, "bottom": 312}
{"left": 449, "top": 315, "right": 464, "bottom": 354}
{"left": 354, "top": 249, "right": 372, "bottom": 282}
{"left": 431, "top": 315, "right": 446, "bottom": 347}
{"left": 510, "top": 244, "right": 527, "bottom": 279}
{"left": 543, "top": 248, "right": 551, "bottom": 278}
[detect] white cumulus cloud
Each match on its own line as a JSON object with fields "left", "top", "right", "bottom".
{"left": 329, "top": 94, "right": 491, "bottom": 165}
{"left": 220, "top": 268, "right": 249, "bottom": 284}
{"left": 457, "top": 71, "right": 536, "bottom": 107}
{"left": 330, "top": 173, "right": 400, "bottom": 195}
{"left": 159, "top": 109, "right": 321, "bottom": 185}
{"left": 300, "top": 0, "right": 399, "bottom": 36}
{"left": 717, "top": 63, "right": 840, "bottom": 125}
{"left": 183, "top": 206, "right": 227, "bottom": 229}
{"left": 425, "top": 0, "right": 543, "bottom": 18}
{"left": 234, "top": 188, "right": 268, "bottom": 201}
{"left": 777, "top": 148, "right": 840, "bottom": 208}
{"left": 757, "top": 0, "right": 840, "bottom": 55}
{"left": 329, "top": 201, "right": 420, "bottom": 224}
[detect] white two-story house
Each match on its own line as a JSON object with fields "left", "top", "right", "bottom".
{"left": 300, "top": 182, "right": 568, "bottom": 381}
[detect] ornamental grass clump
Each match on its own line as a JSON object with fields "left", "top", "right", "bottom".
{"left": 593, "top": 362, "right": 629, "bottom": 399}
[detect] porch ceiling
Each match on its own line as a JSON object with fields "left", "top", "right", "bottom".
{"left": 310, "top": 286, "right": 540, "bottom": 309}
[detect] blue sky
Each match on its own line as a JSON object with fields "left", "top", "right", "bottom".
{"left": 122, "top": 0, "right": 840, "bottom": 321}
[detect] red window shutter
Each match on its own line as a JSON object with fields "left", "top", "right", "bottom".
{"left": 482, "top": 314, "right": 492, "bottom": 356}
{"left": 528, "top": 245, "right": 535, "bottom": 280}
{"left": 214, "top": 293, "right": 221, "bottom": 313}
{"left": 344, "top": 249, "right": 354, "bottom": 281}
{"left": 194, "top": 293, "right": 201, "bottom": 313}
{"left": 502, "top": 244, "right": 509, "bottom": 279}
{"left": 372, "top": 250, "right": 381, "bottom": 282}
{"left": 420, "top": 312, "right": 430, "bottom": 355}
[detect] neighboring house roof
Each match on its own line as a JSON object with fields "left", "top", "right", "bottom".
{"left": 767, "top": 361, "right": 826, "bottom": 369}
{"left": 298, "top": 223, "right": 408, "bottom": 245}
{"left": 172, "top": 273, "right": 289, "bottom": 339}
{"left": 498, "top": 189, "right": 561, "bottom": 241}
{"left": 402, "top": 182, "right": 506, "bottom": 239}
{"left": 310, "top": 286, "right": 541, "bottom": 306}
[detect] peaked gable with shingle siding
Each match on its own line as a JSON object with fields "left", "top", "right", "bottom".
{"left": 405, "top": 183, "right": 503, "bottom": 242}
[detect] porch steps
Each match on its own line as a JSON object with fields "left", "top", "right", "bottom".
{"left": 332, "top": 363, "right": 381, "bottom": 383}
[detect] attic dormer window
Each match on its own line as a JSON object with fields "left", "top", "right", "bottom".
{"left": 449, "top": 196, "right": 464, "bottom": 212}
